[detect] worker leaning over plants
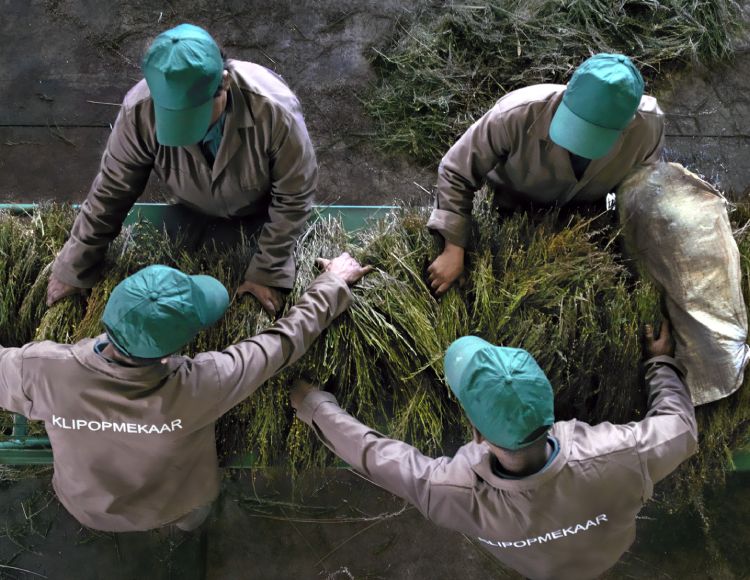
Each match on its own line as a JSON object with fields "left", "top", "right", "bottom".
{"left": 0, "top": 252, "right": 371, "bottom": 532}
{"left": 290, "top": 321, "right": 697, "bottom": 580}
{"left": 427, "top": 53, "right": 664, "bottom": 295}
{"left": 48, "top": 23, "right": 317, "bottom": 315}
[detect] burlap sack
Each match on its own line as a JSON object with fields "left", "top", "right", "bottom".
{"left": 617, "top": 162, "right": 749, "bottom": 405}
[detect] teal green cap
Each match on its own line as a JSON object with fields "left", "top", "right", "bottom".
{"left": 142, "top": 23, "right": 223, "bottom": 147}
{"left": 102, "top": 265, "right": 229, "bottom": 358}
{"left": 549, "top": 53, "right": 644, "bottom": 160}
{"left": 444, "top": 337, "right": 554, "bottom": 450}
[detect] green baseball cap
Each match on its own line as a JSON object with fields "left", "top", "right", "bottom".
{"left": 102, "top": 265, "right": 229, "bottom": 359}
{"left": 142, "top": 23, "right": 223, "bottom": 147}
{"left": 549, "top": 53, "right": 644, "bottom": 160}
{"left": 444, "top": 337, "right": 554, "bottom": 450}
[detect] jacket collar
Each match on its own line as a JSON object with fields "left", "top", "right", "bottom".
{"left": 471, "top": 420, "right": 573, "bottom": 491}
{"left": 530, "top": 88, "right": 636, "bottom": 200}
{"left": 73, "top": 335, "right": 183, "bottom": 385}
{"left": 185, "top": 70, "right": 254, "bottom": 181}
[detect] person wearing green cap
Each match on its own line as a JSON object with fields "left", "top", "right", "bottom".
{"left": 47, "top": 23, "right": 319, "bottom": 315}
{"left": 290, "top": 321, "right": 696, "bottom": 580}
{"left": 427, "top": 53, "right": 665, "bottom": 295}
{"left": 0, "top": 252, "right": 371, "bottom": 532}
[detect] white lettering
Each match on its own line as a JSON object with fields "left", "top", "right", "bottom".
{"left": 481, "top": 514, "right": 610, "bottom": 549}
{"left": 46, "top": 416, "right": 185, "bottom": 435}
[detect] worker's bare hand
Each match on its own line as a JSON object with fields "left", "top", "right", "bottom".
{"left": 237, "top": 280, "right": 283, "bottom": 315}
{"left": 427, "top": 242, "right": 465, "bottom": 296}
{"left": 46, "top": 274, "right": 87, "bottom": 307}
{"left": 290, "top": 378, "right": 319, "bottom": 410}
{"left": 316, "top": 252, "right": 373, "bottom": 286}
{"left": 643, "top": 320, "right": 674, "bottom": 358}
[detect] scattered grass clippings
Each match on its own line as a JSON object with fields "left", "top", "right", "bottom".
{"left": 363, "top": 0, "right": 744, "bottom": 163}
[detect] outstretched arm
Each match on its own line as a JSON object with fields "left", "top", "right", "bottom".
{"left": 208, "top": 254, "right": 371, "bottom": 415}
{"left": 291, "top": 381, "right": 443, "bottom": 517}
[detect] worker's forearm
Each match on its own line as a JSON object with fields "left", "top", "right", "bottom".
{"left": 643, "top": 355, "right": 697, "bottom": 437}
{"left": 297, "top": 391, "right": 435, "bottom": 516}
{"left": 632, "top": 355, "right": 698, "bottom": 486}
{"left": 244, "top": 194, "right": 313, "bottom": 289}
{"left": 211, "top": 273, "right": 352, "bottom": 413}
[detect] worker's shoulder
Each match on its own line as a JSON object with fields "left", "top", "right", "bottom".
{"left": 121, "top": 79, "right": 152, "bottom": 111}
{"left": 564, "top": 418, "right": 638, "bottom": 463}
{"left": 21, "top": 340, "right": 81, "bottom": 361}
{"left": 229, "top": 60, "right": 302, "bottom": 116}
{"left": 490, "top": 84, "right": 564, "bottom": 117}
{"left": 428, "top": 441, "right": 487, "bottom": 490}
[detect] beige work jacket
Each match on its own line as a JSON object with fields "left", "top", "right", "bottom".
{"left": 53, "top": 60, "right": 318, "bottom": 290}
{"left": 296, "top": 356, "right": 697, "bottom": 580}
{"left": 0, "top": 273, "right": 350, "bottom": 532}
{"left": 428, "top": 84, "right": 665, "bottom": 247}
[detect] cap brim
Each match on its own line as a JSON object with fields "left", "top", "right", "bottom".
{"left": 190, "top": 275, "right": 230, "bottom": 327}
{"left": 154, "top": 98, "right": 214, "bottom": 147}
{"left": 444, "top": 336, "right": 494, "bottom": 394}
{"left": 549, "top": 100, "right": 622, "bottom": 160}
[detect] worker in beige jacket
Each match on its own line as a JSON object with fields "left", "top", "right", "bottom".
{"left": 427, "top": 53, "right": 665, "bottom": 295}
{"left": 291, "top": 321, "right": 697, "bottom": 580}
{"left": 0, "top": 253, "right": 370, "bottom": 532}
{"left": 48, "top": 23, "right": 318, "bottom": 314}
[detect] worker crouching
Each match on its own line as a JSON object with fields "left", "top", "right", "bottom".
{"left": 0, "top": 253, "right": 371, "bottom": 532}
{"left": 291, "top": 321, "right": 697, "bottom": 580}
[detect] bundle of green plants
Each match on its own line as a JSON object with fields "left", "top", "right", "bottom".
{"left": 364, "top": 0, "right": 743, "bottom": 163}
{"left": 0, "top": 200, "right": 748, "bottom": 515}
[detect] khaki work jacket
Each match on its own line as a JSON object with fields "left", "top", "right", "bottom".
{"left": 53, "top": 60, "right": 318, "bottom": 290}
{"left": 427, "top": 84, "right": 665, "bottom": 247}
{"left": 0, "top": 273, "right": 350, "bottom": 532}
{"left": 296, "top": 356, "right": 697, "bottom": 580}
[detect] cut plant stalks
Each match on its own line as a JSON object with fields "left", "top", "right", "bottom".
{"left": 0, "top": 201, "right": 747, "bottom": 517}
{"left": 363, "top": 0, "right": 743, "bottom": 163}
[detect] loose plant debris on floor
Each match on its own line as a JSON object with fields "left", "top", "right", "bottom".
{"left": 0, "top": 199, "right": 748, "bottom": 516}
{"left": 363, "top": 0, "right": 744, "bottom": 163}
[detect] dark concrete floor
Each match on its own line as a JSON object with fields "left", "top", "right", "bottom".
{"left": 1, "top": 1, "right": 749, "bottom": 205}
{"left": 0, "top": 0, "right": 434, "bottom": 205}
{"left": 0, "top": 468, "right": 748, "bottom": 579}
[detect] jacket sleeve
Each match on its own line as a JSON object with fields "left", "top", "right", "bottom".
{"left": 244, "top": 107, "right": 317, "bottom": 289}
{"left": 427, "top": 106, "right": 511, "bottom": 248}
{"left": 0, "top": 347, "right": 32, "bottom": 416}
{"left": 632, "top": 355, "right": 698, "bottom": 489}
{"left": 207, "top": 273, "right": 351, "bottom": 415}
{"left": 52, "top": 103, "right": 154, "bottom": 288}
{"left": 295, "top": 390, "right": 438, "bottom": 517}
